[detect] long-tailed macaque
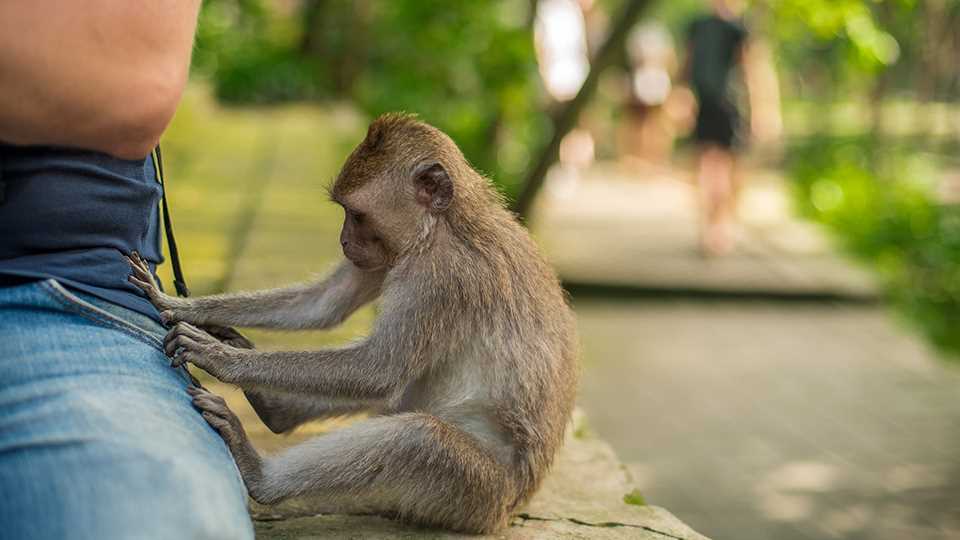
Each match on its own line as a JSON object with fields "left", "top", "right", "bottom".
{"left": 127, "top": 114, "right": 578, "bottom": 534}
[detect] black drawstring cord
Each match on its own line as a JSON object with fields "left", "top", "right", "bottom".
{"left": 153, "top": 144, "right": 190, "bottom": 298}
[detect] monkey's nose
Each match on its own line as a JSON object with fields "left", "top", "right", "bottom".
{"left": 341, "top": 240, "right": 349, "bottom": 247}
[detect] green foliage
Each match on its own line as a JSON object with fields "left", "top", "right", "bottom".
{"left": 765, "top": 0, "right": 927, "bottom": 100}
{"left": 353, "top": 1, "right": 547, "bottom": 197}
{"left": 789, "top": 136, "right": 960, "bottom": 358}
{"left": 771, "top": 0, "right": 900, "bottom": 67}
{"left": 194, "top": 1, "right": 323, "bottom": 102}
{"left": 193, "top": 0, "right": 547, "bottom": 199}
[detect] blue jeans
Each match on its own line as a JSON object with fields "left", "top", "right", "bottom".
{"left": 0, "top": 279, "right": 254, "bottom": 540}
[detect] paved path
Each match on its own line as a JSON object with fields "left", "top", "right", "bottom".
{"left": 531, "top": 162, "right": 877, "bottom": 299}
{"left": 575, "top": 300, "right": 960, "bottom": 540}
{"left": 531, "top": 163, "right": 960, "bottom": 540}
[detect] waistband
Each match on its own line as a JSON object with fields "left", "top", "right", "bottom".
{"left": 0, "top": 278, "right": 168, "bottom": 350}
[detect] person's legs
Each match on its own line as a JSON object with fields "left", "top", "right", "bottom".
{"left": 693, "top": 94, "right": 742, "bottom": 256}
{"left": 696, "top": 143, "right": 737, "bottom": 256}
{"left": 0, "top": 279, "right": 254, "bottom": 540}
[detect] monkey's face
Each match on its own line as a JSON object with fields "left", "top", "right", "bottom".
{"left": 331, "top": 115, "right": 457, "bottom": 270}
{"left": 336, "top": 192, "right": 393, "bottom": 271}
{"left": 333, "top": 160, "right": 454, "bottom": 271}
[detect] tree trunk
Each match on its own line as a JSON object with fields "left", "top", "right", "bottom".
{"left": 511, "top": 0, "right": 655, "bottom": 220}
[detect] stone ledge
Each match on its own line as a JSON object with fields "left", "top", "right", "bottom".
{"left": 252, "top": 413, "right": 710, "bottom": 540}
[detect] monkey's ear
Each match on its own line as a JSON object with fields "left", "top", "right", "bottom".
{"left": 414, "top": 163, "right": 453, "bottom": 212}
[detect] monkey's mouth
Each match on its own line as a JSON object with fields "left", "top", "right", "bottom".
{"left": 343, "top": 248, "right": 379, "bottom": 270}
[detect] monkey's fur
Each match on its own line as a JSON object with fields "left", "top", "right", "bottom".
{"left": 128, "top": 114, "right": 578, "bottom": 534}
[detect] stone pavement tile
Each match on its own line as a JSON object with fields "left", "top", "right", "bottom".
{"left": 574, "top": 299, "right": 960, "bottom": 540}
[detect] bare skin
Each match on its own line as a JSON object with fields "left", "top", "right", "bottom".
{"left": 0, "top": 0, "right": 200, "bottom": 158}
{"left": 697, "top": 143, "right": 738, "bottom": 256}
{"left": 128, "top": 114, "right": 579, "bottom": 534}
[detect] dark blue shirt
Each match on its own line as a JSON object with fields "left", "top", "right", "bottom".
{"left": 0, "top": 144, "right": 165, "bottom": 321}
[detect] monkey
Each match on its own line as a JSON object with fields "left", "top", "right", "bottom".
{"left": 126, "top": 113, "right": 578, "bottom": 534}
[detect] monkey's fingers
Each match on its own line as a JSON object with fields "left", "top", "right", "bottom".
{"left": 126, "top": 252, "right": 152, "bottom": 278}
{"left": 132, "top": 270, "right": 155, "bottom": 290}
{"left": 127, "top": 275, "right": 153, "bottom": 294}
{"left": 128, "top": 265, "right": 152, "bottom": 286}
{"left": 165, "top": 333, "right": 204, "bottom": 368}
{"left": 200, "top": 411, "right": 234, "bottom": 440}
{"left": 130, "top": 251, "right": 147, "bottom": 269}
{"left": 165, "top": 322, "right": 208, "bottom": 350}
{"left": 190, "top": 389, "right": 241, "bottom": 435}
{"left": 172, "top": 321, "right": 214, "bottom": 342}
{"left": 165, "top": 334, "right": 199, "bottom": 360}
{"left": 125, "top": 254, "right": 159, "bottom": 295}
{"left": 189, "top": 386, "right": 226, "bottom": 408}
{"left": 170, "top": 349, "right": 196, "bottom": 369}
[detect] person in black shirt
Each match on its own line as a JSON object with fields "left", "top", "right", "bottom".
{"left": 684, "top": 0, "right": 752, "bottom": 256}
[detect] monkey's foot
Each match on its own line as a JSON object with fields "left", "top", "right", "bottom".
{"left": 188, "top": 386, "right": 267, "bottom": 500}
{"left": 188, "top": 386, "right": 245, "bottom": 444}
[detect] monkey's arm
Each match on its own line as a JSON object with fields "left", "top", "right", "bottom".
{"left": 128, "top": 254, "right": 384, "bottom": 330}
{"left": 195, "top": 325, "right": 375, "bottom": 432}
{"left": 165, "top": 306, "right": 430, "bottom": 400}
{"left": 232, "top": 346, "right": 405, "bottom": 399}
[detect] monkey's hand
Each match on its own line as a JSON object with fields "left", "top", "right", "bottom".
{"left": 125, "top": 252, "right": 184, "bottom": 322}
{"left": 188, "top": 386, "right": 265, "bottom": 496}
{"left": 165, "top": 322, "right": 248, "bottom": 383}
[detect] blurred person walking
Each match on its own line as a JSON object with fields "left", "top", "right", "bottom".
{"left": 683, "top": 0, "right": 780, "bottom": 256}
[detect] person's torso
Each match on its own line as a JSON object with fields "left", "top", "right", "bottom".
{"left": 689, "top": 15, "right": 746, "bottom": 101}
{"left": 0, "top": 144, "right": 164, "bottom": 320}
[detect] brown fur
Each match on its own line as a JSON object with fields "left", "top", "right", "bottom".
{"left": 128, "top": 113, "right": 579, "bottom": 533}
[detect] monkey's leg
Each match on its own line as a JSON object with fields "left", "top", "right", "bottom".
{"left": 189, "top": 388, "right": 382, "bottom": 494}
{"left": 264, "top": 414, "right": 517, "bottom": 533}
{"left": 194, "top": 390, "right": 516, "bottom": 534}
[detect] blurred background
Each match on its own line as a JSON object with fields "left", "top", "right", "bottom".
{"left": 156, "top": 1, "right": 960, "bottom": 538}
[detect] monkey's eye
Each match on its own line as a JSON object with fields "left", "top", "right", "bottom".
{"left": 350, "top": 210, "right": 366, "bottom": 225}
